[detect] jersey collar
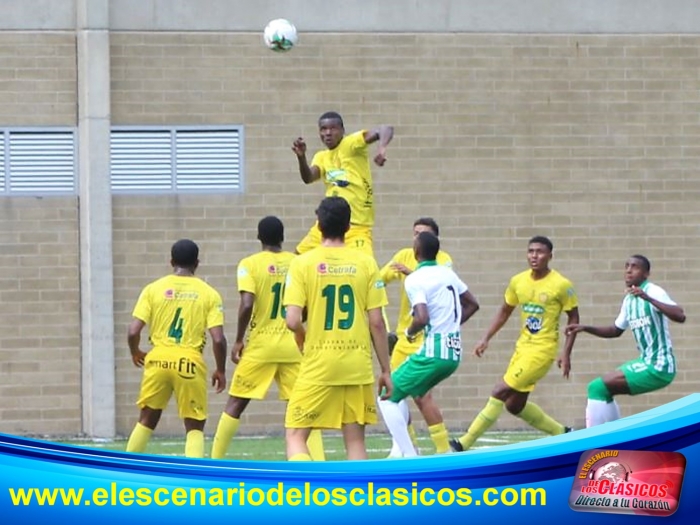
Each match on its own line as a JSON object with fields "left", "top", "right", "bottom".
{"left": 415, "top": 260, "right": 438, "bottom": 270}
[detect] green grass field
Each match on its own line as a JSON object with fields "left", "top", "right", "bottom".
{"left": 56, "top": 430, "right": 548, "bottom": 461}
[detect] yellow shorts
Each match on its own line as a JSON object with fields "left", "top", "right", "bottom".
{"left": 390, "top": 334, "right": 422, "bottom": 371}
{"left": 296, "top": 222, "right": 374, "bottom": 257}
{"left": 502, "top": 345, "right": 556, "bottom": 393}
{"left": 229, "top": 359, "right": 300, "bottom": 400}
{"left": 136, "top": 348, "right": 208, "bottom": 421}
{"left": 285, "top": 381, "right": 378, "bottom": 429}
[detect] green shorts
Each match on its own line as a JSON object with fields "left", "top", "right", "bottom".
{"left": 619, "top": 358, "right": 675, "bottom": 396}
{"left": 390, "top": 353, "right": 459, "bottom": 402}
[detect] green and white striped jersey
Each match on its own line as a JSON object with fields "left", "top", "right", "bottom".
{"left": 614, "top": 281, "right": 677, "bottom": 373}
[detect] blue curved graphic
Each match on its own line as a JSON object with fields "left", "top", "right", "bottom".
{"left": 2, "top": 394, "right": 700, "bottom": 524}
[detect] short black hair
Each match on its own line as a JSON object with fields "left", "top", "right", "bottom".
{"left": 416, "top": 231, "right": 440, "bottom": 261}
{"left": 258, "top": 216, "right": 284, "bottom": 246}
{"left": 528, "top": 235, "right": 553, "bottom": 252}
{"left": 171, "top": 239, "right": 199, "bottom": 268}
{"left": 316, "top": 196, "right": 351, "bottom": 240}
{"left": 631, "top": 254, "right": 651, "bottom": 273}
{"left": 319, "top": 111, "right": 344, "bottom": 128}
{"left": 414, "top": 217, "right": 440, "bottom": 236}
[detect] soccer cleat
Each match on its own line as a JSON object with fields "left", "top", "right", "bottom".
{"left": 564, "top": 426, "right": 573, "bottom": 433}
{"left": 388, "top": 332, "right": 398, "bottom": 355}
{"left": 449, "top": 438, "right": 464, "bottom": 453}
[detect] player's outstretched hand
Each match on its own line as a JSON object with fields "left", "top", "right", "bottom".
{"left": 390, "top": 262, "right": 412, "bottom": 276}
{"left": 292, "top": 137, "right": 307, "bottom": 157}
{"left": 564, "top": 324, "right": 584, "bottom": 336}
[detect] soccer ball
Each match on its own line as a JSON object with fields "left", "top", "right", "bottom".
{"left": 263, "top": 19, "right": 298, "bottom": 52}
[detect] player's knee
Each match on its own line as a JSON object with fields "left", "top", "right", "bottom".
{"left": 587, "top": 377, "right": 613, "bottom": 402}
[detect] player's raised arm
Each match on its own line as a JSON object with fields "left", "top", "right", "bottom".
{"left": 292, "top": 137, "right": 320, "bottom": 183}
{"left": 364, "top": 125, "right": 394, "bottom": 166}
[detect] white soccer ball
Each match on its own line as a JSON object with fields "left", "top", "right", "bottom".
{"left": 263, "top": 19, "right": 298, "bottom": 52}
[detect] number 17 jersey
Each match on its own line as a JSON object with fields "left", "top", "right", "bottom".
{"left": 237, "top": 251, "right": 300, "bottom": 363}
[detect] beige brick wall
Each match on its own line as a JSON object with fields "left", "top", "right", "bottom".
{"left": 0, "top": 33, "right": 79, "bottom": 435}
{"left": 1, "top": 30, "right": 698, "bottom": 439}
{"left": 109, "top": 32, "right": 700, "bottom": 437}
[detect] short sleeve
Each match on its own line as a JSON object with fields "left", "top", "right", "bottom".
{"left": 404, "top": 274, "right": 427, "bottom": 308}
{"left": 366, "top": 259, "right": 389, "bottom": 311}
{"left": 206, "top": 289, "right": 225, "bottom": 329}
{"left": 560, "top": 279, "right": 579, "bottom": 312}
{"left": 310, "top": 151, "right": 326, "bottom": 180}
{"left": 504, "top": 277, "right": 519, "bottom": 307}
{"left": 132, "top": 284, "right": 152, "bottom": 323}
{"left": 645, "top": 283, "right": 676, "bottom": 309}
{"left": 236, "top": 258, "right": 256, "bottom": 294}
{"left": 614, "top": 299, "right": 629, "bottom": 330}
{"left": 379, "top": 250, "right": 403, "bottom": 284}
{"left": 348, "top": 130, "right": 368, "bottom": 152}
{"left": 283, "top": 258, "right": 307, "bottom": 308}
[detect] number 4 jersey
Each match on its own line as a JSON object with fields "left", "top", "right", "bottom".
{"left": 132, "top": 274, "right": 224, "bottom": 353}
{"left": 236, "top": 251, "right": 301, "bottom": 363}
{"left": 284, "top": 246, "right": 388, "bottom": 385}
{"left": 404, "top": 262, "right": 468, "bottom": 361}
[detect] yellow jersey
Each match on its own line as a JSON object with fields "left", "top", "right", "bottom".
{"left": 311, "top": 131, "right": 374, "bottom": 227}
{"left": 381, "top": 248, "right": 453, "bottom": 334}
{"left": 132, "top": 274, "right": 224, "bottom": 353}
{"left": 237, "top": 251, "right": 300, "bottom": 363}
{"left": 505, "top": 269, "right": 578, "bottom": 353}
{"left": 283, "top": 246, "right": 388, "bottom": 385}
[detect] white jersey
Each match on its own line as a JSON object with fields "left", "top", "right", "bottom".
{"left": 614, "top": 281, "right": 677, "bottom": 374}
{"left": 404, "top": 261, "right": 468, "bottom": 361}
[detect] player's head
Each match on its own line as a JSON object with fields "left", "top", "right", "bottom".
{"left": 258, "top": 215, "right": 284, "bottom": 247}
{"left": 413, "top": 217, "right": 440, "bottom": 238}
{"left": 527, "top": 235, "right": 553, "bottom": 272}
{"left": 414, "top": 231, "right": 440, "bottom": 262}
{"left": 316, "top": 196, "right": 351, "bottom": 240}
{"left": 171, "top": 239, "right": 199, "bottom": 272}
{"left": 318, "top": 111, "right": 345, "bottom": 149}
{"left": 625, "top": 254, "right": 651, "bottom": 287}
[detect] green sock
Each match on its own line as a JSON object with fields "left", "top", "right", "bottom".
{"left": 211, "top": 413, "right": 241, "bottom": 459}
{"left": 428, "top": 422, "right": 450, "bottom": 454}
{"left": 458, "top": 397, "right": 504, "bottom": 450}
{"left": 306, "top": 429, "right": 326, "bottom": 461}
{"left": 126, "top": 423, "right": 152, "bottom": 453}
{"left": 185, "top": 429, "right": 205, "bottom": 458}
{"left": 517, "top": 402, "right": 565, "bottom": 435}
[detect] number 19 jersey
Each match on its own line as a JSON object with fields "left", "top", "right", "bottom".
{"left": 132, "top": 274, "right": 224, "bottom": 353}
{"left": 237, "top": 251, "right": 301, "bottom": 363}
{"left": 284, "top": 246, "right": 388, "bottom": 385}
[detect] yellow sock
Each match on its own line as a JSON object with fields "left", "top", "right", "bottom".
{"left": 185, "top": 429, "right": 205, "bottom": 458}
{"left": 517, "top": 402, "right": 565, "bottom": 435}
{"left": 306, "top": 429, "right": 326, "bottom": 461}
{"left": 407, "top": 423, "right": 419, "bottom": 450}
{"left": 211, "top": 413, "right": 241, "bottom": 459}
{"left": 289, "top": 453, "right": 312, "bottom": 461}
{"left": 126, "top": 423, "right": 152, "bottom": 453}
{"left": 458, "top": 397, "right": 504, "bottom": 450}
{"left": 428, "top": 422, "right": 450, "bottom": 454}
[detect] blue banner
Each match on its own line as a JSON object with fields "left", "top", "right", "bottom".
{"left": 2, "top": 394, "right": 700, "bottom": 524}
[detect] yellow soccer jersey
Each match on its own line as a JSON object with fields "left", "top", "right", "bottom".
{"left": 283, "top": 246, "right": 388, "bottom": 385}
{"left": 132, "top": 274, "right": 224, "bottom": 353}
{"left": 311, "top": 131, "right": 374, "bottom": 227}
{"left": 381, "top": 248, "right": 453, "bottom": 334}
{"left": 237, "top": 251, "right": 300, "bottom": 363}
{"left": 505, "top": 269, "right": 578, "bottom": 353}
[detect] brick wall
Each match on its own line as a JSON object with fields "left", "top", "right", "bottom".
{"left": 110, "top": 32, "right": 700, "bottom": 436}
{"left": 0, "top": 30, "right": 697, "bottom": 438}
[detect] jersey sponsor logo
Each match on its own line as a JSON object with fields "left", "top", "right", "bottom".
{"left": 629, "top": 316, "right": 652, "bottom": 330}
{"left": 268, "top": 265, "right": 277, "bottom": 274}
{"left": 525, "top": 316, "right": 543, "bottom": 334}
{"left": 177, "top": 357, "right": 197, "bottom": 379}
{"left": 374, "top": 280, "right": 385, "bottom": 289}
{"left": 446, "top": 333, "right": 461, "bottom": 350}
{"left": 327, "top": 265, "right": 357, "bottom": 275}
{"left": 164, "top": 289, "right": 174, "bottom": 299}
{"left": 523, "top": 303, "right": 545, "bottom": 315}
{"left": 327, "top": 169, "right": 349, "bottom": 187}
{"left": 164, "top": 291, "right": 199, "bottom": 301}
{"left": 317, "top": 263, "right": 327, "bottom": 274}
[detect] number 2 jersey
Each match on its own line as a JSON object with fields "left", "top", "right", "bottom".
{"left": 283, "top": 246, "right": 388, "bottom": 385}
{"left": 236, "top": 251, "right": 301, "bottom": 363}
{"left": 404, "top": 262, "right": 468, "bottom": 361}
{"left": 132, "top": 274, "right": 224, "bottom": 353}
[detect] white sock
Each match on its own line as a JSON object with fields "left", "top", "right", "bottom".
{"left": 586, "top": 399, "right": 609, "bottom": 428}
{"left": 378, "top": 398, "right": 417, "bottom": 457}
{"left": 604, "top": 400, "right": 621, "bottom": 423}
